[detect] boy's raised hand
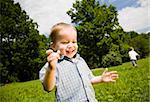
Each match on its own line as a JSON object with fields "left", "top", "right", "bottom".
{"left": 101, "top": 68, "right": 119, "bottom": 82}
{"left": 46, "top": 49, "right": 60, "bottom": 70}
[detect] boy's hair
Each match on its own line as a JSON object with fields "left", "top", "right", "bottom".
{"left": 50, "top": 22, "right": 76, "bottom": 43}
{"left": 129, "top": 47, "right": 134, "bottom": 51}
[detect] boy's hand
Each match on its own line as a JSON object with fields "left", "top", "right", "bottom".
{"left": 101, "top": 68, "right": 119, "bottom": 82}
{"left": 46, "top": 49, "right": 60, "bottom": 70}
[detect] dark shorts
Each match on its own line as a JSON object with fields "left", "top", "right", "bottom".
{"left": 130, "top": 59, "right": 137, "bottom": 66}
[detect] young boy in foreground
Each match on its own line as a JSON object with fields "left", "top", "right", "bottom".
{"left": 39, "top": 22, "right": 118, "bottom": 102}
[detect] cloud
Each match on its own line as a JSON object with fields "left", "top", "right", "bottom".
{"left": 118, "top": 0, "right": 150, "bottom": 33}
{"left": 14, "top": 0, "right": 149, "bottom": 35}
{"left": 14, "top": 0, "right": 76, "bottom": 36}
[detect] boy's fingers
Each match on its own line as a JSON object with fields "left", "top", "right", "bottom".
{"left": 108, "top": 71, "right": 118, "bottom": 75}
{"left": 47, "top": 54, "right": 59, "bottom": 62}
{"left": 105, "top": 68, "right": 108, "bottom": 71}
{"left": 111, "top": 74, "right": 119, "bottom": 79}
{"left": 102, "top": 68, "right": 108, "bottom": 76}
{"left": 111, "top": 80, "right": 116, "bottom": 83}
{"left": 57, "top": 50, "right": 60, "bottom": 54}
{"left": 46, "top": 49, "right": 53, "bottom": 55}
{"left": 47, "top": 56, "right": 54, "bottom": 62}
{"left": 103, "top": 68, "right": 108, "bottom": 74}
{"left": 56, "top": 50, "right": 61, "bottom": 59}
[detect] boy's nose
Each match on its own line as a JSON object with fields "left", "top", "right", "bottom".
{"left": 67, "top": 42, "right": 73, "bottom": 48}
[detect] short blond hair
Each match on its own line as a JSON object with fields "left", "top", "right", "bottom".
{"left": 50, "top": 22, "right": 76, "bottom": 43}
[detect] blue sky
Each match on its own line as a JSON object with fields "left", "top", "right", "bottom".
{"left": 100, "top": 0, "right": 149, "bottom": 33}
{"left": 14, "top": 0, "right": 149, "bottom": 35}
{"left": 100, "top": 0, "right": 140, "bottom": 10}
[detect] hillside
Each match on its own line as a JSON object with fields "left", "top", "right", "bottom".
{"left": 0, "top": 57, "right": 149, "bottom": 102}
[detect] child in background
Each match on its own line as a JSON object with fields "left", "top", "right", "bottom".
{"left": 39, "top": 22, "right": 118, "bottom": 102}
{"left": 128, "top": 47, "right": 140, "bottom": 67}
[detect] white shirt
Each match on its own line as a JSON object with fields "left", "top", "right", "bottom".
{"left": 128, "top": 50, "right": 139, "bottom": 60}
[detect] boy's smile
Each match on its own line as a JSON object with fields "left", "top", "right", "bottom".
{"left": 52, "top": 26, "right": 78, "bottom": 58}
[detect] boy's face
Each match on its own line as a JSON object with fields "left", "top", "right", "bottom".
{"left": 52, "top": 27, "right": 78, "bottom": 58}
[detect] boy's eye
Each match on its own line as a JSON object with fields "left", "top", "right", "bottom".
{"left": 73, "top": 41, "right": 77, "bottom": 43}
{"left": 61, "top": 41, "right": 77, "bottom": 44}
{"left": 61, "top": 41, "right": 69, "bottom": 44}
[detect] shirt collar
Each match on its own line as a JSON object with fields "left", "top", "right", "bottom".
{"left": 58, "top": 53, "right": 80, "bottom": 63}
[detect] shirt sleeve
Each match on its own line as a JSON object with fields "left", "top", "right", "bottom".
{"left": 88, "top": 69, "right": 95, "bottom": 80}
{"left": 80, "top": 57, "right": 95, "bottom": 80}
{"left": 134, "top": 51, "right": 138, "bottom": 56}
{"left": 39, "top": 62, "right": 49, "bottom": 83}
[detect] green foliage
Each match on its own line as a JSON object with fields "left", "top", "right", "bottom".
{"left": 101, "top": 51, "right": 122, "bottom": 67}
{"left": 127, "top": 31, "right": 139, "bottom": 39}
{"left": 0, "top": 57, "right": 149, "bottom": 102}
{"left": 37, "top": 35, "right": 50, "bottom": 68}
{"left": 0, "top": 0, "right": 48, "bottom": 83}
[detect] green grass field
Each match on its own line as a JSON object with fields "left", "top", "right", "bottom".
{"left": 0, "top": 57, "right": 149, "bottom": 102}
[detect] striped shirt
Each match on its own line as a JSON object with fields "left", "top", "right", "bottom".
{"left": 39, "top": 54, "right": 98, "bottom": 102}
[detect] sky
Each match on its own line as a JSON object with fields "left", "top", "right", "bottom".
{"left": 14, "top": 0, "right": 150, "bottom": 36}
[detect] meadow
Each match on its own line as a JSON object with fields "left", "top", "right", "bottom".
{"left": 0, "top": 57, "right": 149, "bottom": 102}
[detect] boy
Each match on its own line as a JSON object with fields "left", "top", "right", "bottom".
{"left": 39, "top": 22, "right": 118, "bottom": 102}
{"left": 128, "top": 47, "right": 139, "bottom": 67}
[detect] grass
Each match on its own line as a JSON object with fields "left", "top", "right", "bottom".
{"left": 93, "top": 57, "right": 149, "bottom": 102}
{"left": 0, "top": 57, "right": 149, "bottom": 102}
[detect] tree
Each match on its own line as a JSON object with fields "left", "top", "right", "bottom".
{"left": 67, "top": 0, "right": 125, "bottom": 68}
{"left": 0, "top": 0, "right": 46, "bottom": 83}
{"left": 38, "top": 35, "right": 50, "bottom": 68}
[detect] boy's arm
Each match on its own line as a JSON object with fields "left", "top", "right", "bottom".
{"left": 91, "top": 68, "right": 118, "bottom": 84}
{"left": 91, "top": 76, "right": 103, "bottom": 84}
{"left": 136, "top": 51, "right": 140, "bottom": 57}
{"left": 42, "top": 66, "right": 56, "bottom": 92}
{"left": 42, "top": 49, "right": 60, "bottom": 92}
